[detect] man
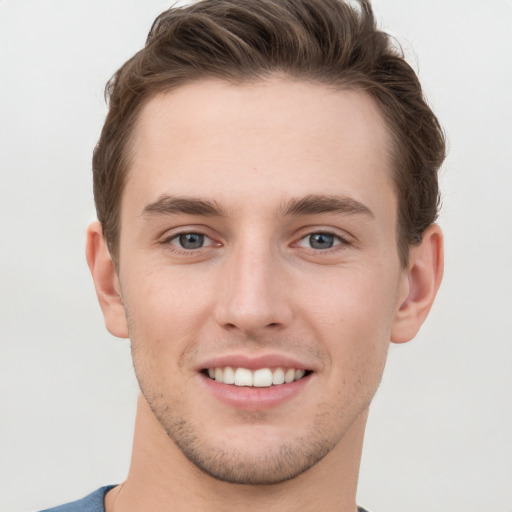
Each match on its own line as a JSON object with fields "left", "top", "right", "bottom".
{"left": 40, "top": 0, "right": 444, "bottom": 510}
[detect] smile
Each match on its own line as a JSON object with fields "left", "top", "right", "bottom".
{"left": 205, "top": 367, "right": 310, "bottom": 387}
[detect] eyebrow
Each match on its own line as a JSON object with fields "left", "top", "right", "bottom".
{"left": 281, "top": 194, "right": 374, "bottom": 218}
{"left": 141, "top": 193, "right": 374, "bottom": 219}
{"left": 142, "top": 195, "right": 226, "bottom": 217}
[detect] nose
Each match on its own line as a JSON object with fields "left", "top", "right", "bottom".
{"left": 214, "top": 241, "right": 293, "bottom": 336}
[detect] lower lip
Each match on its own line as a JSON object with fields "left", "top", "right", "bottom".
{"left": 199, "top": 373, "right": 312, "bottom": 411}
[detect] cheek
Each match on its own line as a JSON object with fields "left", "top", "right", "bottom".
{"left": 124, "top": 265, "right": 212, "bottom": 321}
{"left": 122, "top": 266, "right": 216, "bottom": 367}
{"left": 303, "top": 266, "right": 399, "bottom": 336}
{"left": 300, "top": 267, "right": 398, "bottom": 384}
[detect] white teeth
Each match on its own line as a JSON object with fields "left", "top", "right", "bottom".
{"left": 234, "top": 367, "right": 253, "bottom": 386}
{"left": 206, "top": 366, "right": 309, "bottom": 387}
{"left": 284, "top": 368, "right": 295, "bottom": 383}
{"left": 223, "top": 366, "right": 235, "bottom": 384}
{"left": 294, "top": 369, "right": 305, "bottom": 381}
{"left": 272, "top": 367, "right": 285, "bottom": 385}
{"left": 253, "top": 368, "right": 273, "bottom": 387}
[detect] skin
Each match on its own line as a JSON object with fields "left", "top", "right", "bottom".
{"left": 87, "top": 77, "right": 443, "bottom": 511}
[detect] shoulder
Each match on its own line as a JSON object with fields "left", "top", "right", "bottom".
{"left": 37, "top": 486, "right": 116, "bottom": 512}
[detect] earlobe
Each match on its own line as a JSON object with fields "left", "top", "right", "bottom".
{"left": 391, "top": 224, "right": 444, "bottom": 344}
{"left": 85, "top": 221, "right": 129, "bottom": 338}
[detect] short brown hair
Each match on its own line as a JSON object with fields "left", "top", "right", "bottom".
{"left": 93, "top": 0, "right": 445, "bottom": 267}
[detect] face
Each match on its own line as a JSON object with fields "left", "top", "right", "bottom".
{"left": 114, "top": 78, "right": 409, "bottom": 484}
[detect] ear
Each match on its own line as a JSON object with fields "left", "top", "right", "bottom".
{"left": 391, "top": 224, "right": 444, "bottom": 344}
{"left": 85, "top": 221, "right": 129, "bottom": 338}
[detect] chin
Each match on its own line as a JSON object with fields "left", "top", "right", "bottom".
{"left": 147, "top": 394, "right": 350, "bottom": 486}
{"left": 169, "top": 420, "right": 335, "bottom": 485}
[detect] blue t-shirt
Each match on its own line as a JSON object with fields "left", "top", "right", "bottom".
{"left": 38, "top": 486, "right": 116, "bottom": 512}
{"left": 38, "top": 486, "right": 370, "bottom": 511}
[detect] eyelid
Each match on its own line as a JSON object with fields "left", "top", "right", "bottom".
{"left": 168, "top": 232, "right": 213, "bottom": 247}
{"left": 159, "top": 227, "right": 222, "bottom": 253}
{"left": 296, "top": 226, "right": 352, "bottom": 240}
{"left": 291, "top": 226, "right": 355, "bottom": 254}
{"left": 298, "top": 233, "right": 339, "bottom": 245}
{"left": 297, "top": 232, "right": 344, "bottom": 247}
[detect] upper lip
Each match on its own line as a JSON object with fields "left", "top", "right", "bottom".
{"left": 197, "top": 353, "right": 315, "bottom": 372}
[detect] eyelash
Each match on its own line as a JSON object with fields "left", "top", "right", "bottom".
{"left": 161, "top": 232, "right": 218, "bottom": 254}
{"left": 161, "top": 229, "right": 351, "bottom": 256}
{"left": 295, "top": 231, "right": 351, "bottom": 251}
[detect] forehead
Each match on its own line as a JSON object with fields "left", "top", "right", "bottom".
{"left": 125, "top": 78, "right": 395, "bottom": 218}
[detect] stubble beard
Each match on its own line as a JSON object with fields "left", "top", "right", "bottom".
{"left": 131, "top": 351, "right": 379, "bottom": 486}
{"left": 143, "top": 389, "right": 343, "bottom": 485}
{"left": 126, "top": 314, "right": 381, "bottom": 486}
{"left": 128, "top": 331, "right": 355, "bottom": 485}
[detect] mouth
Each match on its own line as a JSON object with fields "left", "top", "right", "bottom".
{"left": 202, "top": 366, "right": 312, "bottom": 387}
{"left": 199, "top": 357, "right": 314, "bottom": 410}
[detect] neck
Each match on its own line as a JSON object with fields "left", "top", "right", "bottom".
{"left": 105, "top": 394, "right": 367, "bottom": 512}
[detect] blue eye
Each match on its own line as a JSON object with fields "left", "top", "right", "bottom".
{"left": 175, "top": 233, "right": 205, "bottom": 249}
{"left": 309, "top": 233, "right": 336, "bottom": 249}
{"left": 298, "top": 232, "right": 343, "bottom": 250}
{"left": 162, "top": 231, "right": 221, "bottom": 256}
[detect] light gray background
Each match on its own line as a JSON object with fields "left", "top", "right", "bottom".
{"left": 1, "top": 1, "right": 511, "bottom": 511}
